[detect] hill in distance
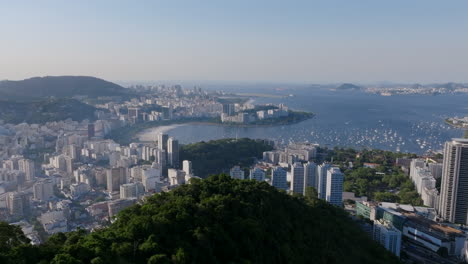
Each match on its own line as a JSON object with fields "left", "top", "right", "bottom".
{"left": 0, "top": 175, "right": 401, "bottom": 264}
{"left": 335, "top": 83, "right": 362, "bottom": 91}
{"left": 0, "top": 98, "right": 102, "bottom": 124}
{"left": 0, "top": 76, "right": 131, "bottom": 100}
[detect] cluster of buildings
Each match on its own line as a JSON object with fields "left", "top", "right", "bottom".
{"left": 357, "top": 201, "right": 465, "bottom": 259}
{"left": 0, "top": 120, "right": 195, "bottom": 242}
{"left": 0, "top": 84, "right": 298, "bottom": 243}
{"left": 365, "top": 83, "right": 468, "bottom": 96}
{"left": 221, "top": 104, "right": 289, "bottom": 124}
{"left": 92, "top": 84, "right": 293, "bottom": 126}
{"left": 353, "top": 138, "right": 468, "bottom": 262}
{"left": 230, "top": 142, "right": 344, "bottom": 207}
{"left": 404, "top": 158, "right": 442, "bottom": 208}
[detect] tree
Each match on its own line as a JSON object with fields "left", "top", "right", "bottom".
{"left": 305, "top": 186, "right": 318, "bottom": 201}
{"left": 0, "top": 175, "right": 402, "bottom": 264}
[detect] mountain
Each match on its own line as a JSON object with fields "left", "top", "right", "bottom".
{"left": 335, "top": 83, "right": 362, "bottom": 91}
{"left": 0, "top": 98, "right": 101, "bottom": 124}
{"left": 0, "top": 175, "right": 401, "bottom": 264}
{"left": 0, "top": 76, "right": 130, "bottom": 100}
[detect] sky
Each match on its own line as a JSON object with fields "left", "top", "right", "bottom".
{"left": 1, "top": 0, "right": 468, "bottom": 84}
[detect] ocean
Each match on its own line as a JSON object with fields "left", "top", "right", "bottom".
{"left": 139, "top": 86, "right": 468, "bottom": 154}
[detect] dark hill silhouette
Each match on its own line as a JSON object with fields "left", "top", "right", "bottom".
{"left": 336, "top": 83, "right": 362, "bottom": 91}
{"left": 0, "top": 76, "right": 129, "bottom": 99}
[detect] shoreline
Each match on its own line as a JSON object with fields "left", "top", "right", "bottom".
{"left": 135, "top": 115, "right": 314, "bottom": 142}
{"left": 444, "top": 118, "right": 468, "bottom": 129}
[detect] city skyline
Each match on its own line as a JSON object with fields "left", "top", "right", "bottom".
{"left": 1, "top": 0, "right": 468, "bottom": 83}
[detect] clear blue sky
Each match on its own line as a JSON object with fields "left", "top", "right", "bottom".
{"left": 1, "top": 0, "right": 467, "bottom": 83}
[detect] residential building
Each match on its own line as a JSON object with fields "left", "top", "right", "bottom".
{"left": 304, "top": 161, "right": 317, "bottom": 190}
{"left": 373, "top": 219, "right": 402, "bottom": 257}
{"left": 106, "top": 167, "right": 127, "bottom": 193}
{"left": 317, "top": 163, "right": 331, "bottom": 199}
{"left": 325, "top": 167, "right": 343, "bottom": 206}
{"left": 120, "top": 182, "right": 145, "bottom": 199}
{"left": 230, "top": 166, "right": 244, "bottom": 180}
{"left": 167, "top": 137, "right": 179, "bottom": 168}
{"left": 439, "top": 138, "right": 468, "bottom": 224}
{"left": 271, "top": 166, "right": 288, "bottom": 190}
{"left": 290, "top": 162, "right": 305, "bottom": 195}
{"left": 33, "top": 179, "right": 54, "bottom": 201}
{"left": 249, "top": 167, "right": 265, "bottom": 182}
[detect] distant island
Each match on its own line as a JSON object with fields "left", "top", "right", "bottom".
{"left": 334, "top": 83, "right": 362, "bottom": 91}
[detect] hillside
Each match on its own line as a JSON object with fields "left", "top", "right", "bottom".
{"left": 0, "top": 175, "right": 401, "bottom": 264}
{"left": 0, "top": 98, "right": 101, "bottom": 124}
{"left": 0, "top": 76, "right": 130, "bottom": 99}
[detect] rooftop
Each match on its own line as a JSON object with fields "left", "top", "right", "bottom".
{"left": 403, "top": 213, "right": 464, "bottom": 238}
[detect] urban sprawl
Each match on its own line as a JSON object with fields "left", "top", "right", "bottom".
{"left": 0, "top": 85, "right": 467, "bottom": 263}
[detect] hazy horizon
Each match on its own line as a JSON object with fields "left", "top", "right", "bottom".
{"left": 1, "top": 0, "right": 468, "bottom": 83}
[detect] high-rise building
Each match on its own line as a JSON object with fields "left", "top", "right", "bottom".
{"left": 304, "top": 161, "right": 317, "bottom": 191}
{"left": 326, "top": 167, "right": 344, "bottom": 206}
{"left": 106, "top": 167, "right": 127, "bottom": 193}
{"left": 222, "top": 104, "right": 235, "bottom": 116}
{"left": 87, "top": 123, "right": 95, "bottom": 139}
{"left": 108, "top": 199, "right": 137, "bottom": 218}
{"left": 439, "top": 138, "right": 468, "bottom": 224}
{"left": 271, "top": 166, "right": 288, "bottom": 190}
{"left": 428, "top": 162, "right": 443, "bottom": 179}
{"left": 182, "top": 160, "right": 192, "bottom": 175}
{"left": 67, "top": 144, "right": 81, "bottom": 161}
{"left": 230, "top": 166, "right": 245, "bottom": 180}
{"left": 65, "top": 156, "right": 74, "bottom": 174}
{"left": 317, "top": 163, "right": 331, "bottom": 199}
{"left": 6, "top": 192, "right": 29, "bottom": 217}
{"left": 120, "top": 182, "right": 145, "bottom": 199}
{"left": 156, "top": 149, "right": 167, "bottom": 170}
{"left": 18, "top": 159, "right": 35, "bottom": 181}
{"left": 157, "top": 133, "right": 168, "bottom": 151}
{"left": 373, "top": 219, "right": 402, "bottom": 257}
{"left": 290, "top": 162, "right": 305, "bottom": 195}
{"left": 167, "top": 137, "right": 179, "bottom": 168}
{"left": 168, "top": 169, "right": 186, "bottom": 185}
{"left": 249, "top": 167, "right": 265, "bottom": 182}
{"left": 33, "top": 179, "right": 54, "bottom": 201}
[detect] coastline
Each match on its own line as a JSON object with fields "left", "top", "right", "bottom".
{"left": 136, "top": 116, "right": 314, "bottom": 141}
{"left": 444, "top": 118, "right": 468, "bottom": 129}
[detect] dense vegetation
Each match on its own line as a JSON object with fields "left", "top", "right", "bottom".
{"left": 320, "top": 147, "right": 422, "bottom": 205}
{"left": 0, "top": 175, "right": 401, "bottom": 264}
{"left": 0, "top": 76, "right": 131, "bottom": 100}
{"left": 250, "top": 110, "right": 314, "bottom": 125}
{"left": 0, "top": 98, "right": 101, "bottom": 124}
{"left": 180, "top": 138, "right": 273, "bottom": 178}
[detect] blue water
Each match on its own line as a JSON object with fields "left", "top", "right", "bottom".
{"left": 165, "top": 88, "right": 468, "bottom": 154}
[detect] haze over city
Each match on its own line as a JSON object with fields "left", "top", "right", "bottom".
{"left": 1, "top": 0, "right": 468, "bottom": 83}
{"left": 2, "top": 1, "right": 468, "bottom": 264}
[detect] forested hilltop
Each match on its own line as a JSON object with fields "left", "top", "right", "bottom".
{"left": 180, "top": 138, "right": 273, "bottom": 177}
{"left": 0, "top": 76, "right": 131, "bottom": 100}
{"left": 0, "top": 175, "right": 400, "bottom": 264}
{"left": 0, "top": 98, "right": 101, "bottom": 124}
